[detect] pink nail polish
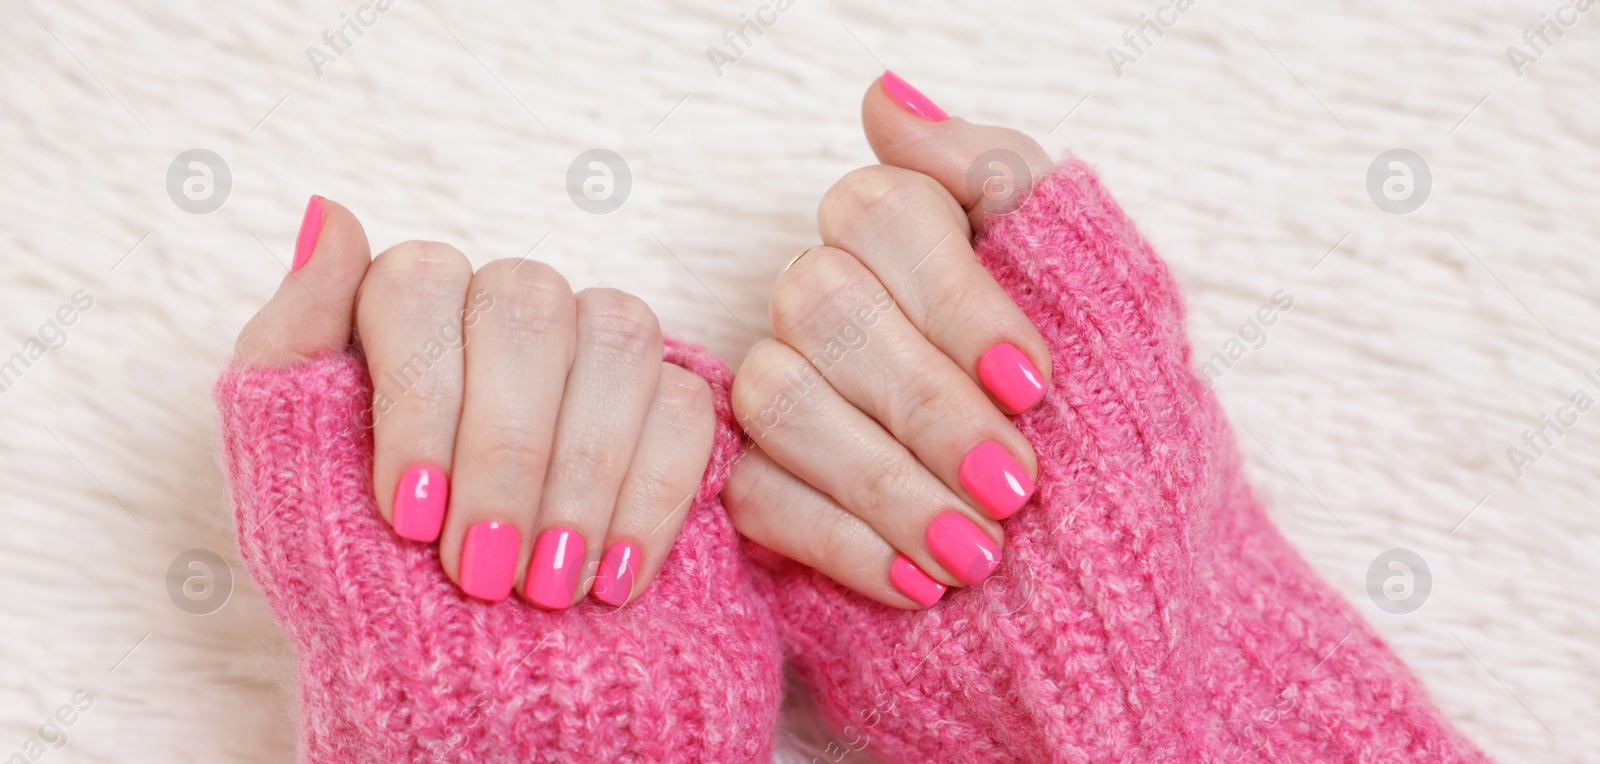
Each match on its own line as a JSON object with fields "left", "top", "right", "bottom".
{"left": 392, "top": 463, "right": 448, "bottom": 542}
{"left": 960, "top": 441, "right": 1036, "bottom": 520}
{"left": 926, "top": 511, "right": 1001, "bottom": 587}
{"left": 459, "top": 521, "right": 520, "bottom": 601}
{"left": 593, "top": 540, "right": 641, "bottom": 607}
{"left": 889, "top": 554, "right": 947, "bottom": 608}
{"left": 881, "top": 71, "right": 949, "bottom": 122}
{"left": 292, "top": 195, "right": 325, "bottom": 272}
{"left": 978, "top": 343, "right": 1046, "bottom": 413}
{"left": 525, "top": 528, "right": 586, "bottom": 610}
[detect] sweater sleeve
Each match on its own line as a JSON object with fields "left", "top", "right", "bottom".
{"left": 754, "top": 155, "right": 1492, "bottom": 764}
{"left": 212, "top": 340, "right": 782, "bottom": 763}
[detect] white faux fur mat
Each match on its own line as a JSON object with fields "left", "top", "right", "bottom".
{"left": 1, "top": 1, "right": 1597, "bottom": 761}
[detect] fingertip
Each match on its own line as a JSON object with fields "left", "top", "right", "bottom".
{"left": 592, "top": 539, "right": 642, "bottom": 607}
{"left": 296, "top": 197, "right": 372, "bottom": 293}
{"left": 876, "top": 71, "right": 949, "bottom": 122}
{"left": 392, "top": 463, "right": 449, "bottom": 542}
{"left": 524, "top": 527, "right": 587, "bottom": 610}
{"left": 977, "top": 341, "right": 1051, "bottom": 415}
{"left": 862, "top": 73, "right": 962, "bottom": 175}
{"left": 862, "top": 74, "right": 1053, "bottom": 228}
{"left": 234, "top": 196, "right": 372, "bottom": 367}
{"left": 291, "top": 195, "right": 325, "bottom": 272}
{"left": 889, "top": 553, "right": 947, "bottom": 609}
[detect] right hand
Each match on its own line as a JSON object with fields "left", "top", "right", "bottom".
{"left": 725, "top": 73, "right": 1057, "bottom": 609}
{"left": 233, "top": 198, "right": 716, "bottom": 609}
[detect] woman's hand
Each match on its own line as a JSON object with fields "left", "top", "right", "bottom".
{"left": 725, "top": 73, "right": 1057, "bottom": 609}
{"left": 233, "top": 199, "right": 716, "bottom": 608}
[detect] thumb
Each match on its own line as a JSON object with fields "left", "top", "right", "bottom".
{"left": 234, "top": 196, "right": 372, "bottom": 366}
{"left": 864, "top": 72, "right": 1055, "bottom": 232}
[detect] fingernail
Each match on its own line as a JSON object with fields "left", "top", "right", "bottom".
{"left": 459, "top": 521, "right": 520, "bottom": 601}
{"left": 926, "top": 512, "right": 1001, "bottom": 587}
{"left": 882, "top": 71, "right": 949, "bottom": 122}
{"left": 890, "top": 554, "right": 947, "bottom": 608}
{"left": 959, "top": 441, "right": 1035, "bottom": 520}
{"left": 977, "top": 343, "right": 1046, "bottom": 413}
{"left": 292, "top": 195, "right": 325, "bottom": 272}
{"left": 392, "top": 463, "right": 448, "bottom": 542}
{"left": 525, "top": 528, "right": 586, "bottom": 610}
{"left": 593, "top": 540, "right": 641, "bottom": 607}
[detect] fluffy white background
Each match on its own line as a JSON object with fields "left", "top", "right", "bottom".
{"left": 0, "top": 0, "right": 1596, "bottom": 761}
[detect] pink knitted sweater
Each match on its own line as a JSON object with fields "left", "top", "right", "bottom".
{"left": 746, "top": 157, "right": 1492, "bottom": 763}
{"left": 214, "top": 157, "right": 1489, "bottom": 763}
{"left": 215, "top": 341, "right": 783, "bottom": 762}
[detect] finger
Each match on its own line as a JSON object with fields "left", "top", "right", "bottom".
{"left": 532, "top": 288, "right": 664, "bottom": 609}
{"left": 234, "top": 196, "right": 371, "bottom": 366}
{"left": 354, "top": 241, "right": 475, "bottom": 542}
{"left": 441, "top": 259, "right": 577, "bottom": 602}
{"left": 815, "top": 163, "right": 1052, "bottom": 417}
{"left": 734, "top": 338, "right": 1002, "bottom": 588}
{"left": 593, "top": 364, "right": 716, "bottom": 607}
{"left": 864, "top": 72, "right": 1054, "bottom": 232}
{"left": 771, "top": 246, "right": 1036, "bottom": 520}
{"left": 725, "top": 446, "right": 946, "bottom": 609}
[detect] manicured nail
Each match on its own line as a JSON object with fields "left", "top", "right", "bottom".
{"left": 881, "top": 71, "right": 949, "bottom": 122}
{"left": 889, "top": 554, "right": 947, "bottom": 608}
{"left": 977, "top": 342, "right": 1046, "bottom": 413}
{"left": 593, "top": 540, "right": 641, "bottom": 607}
{"left": 525, "top": 528, "right": 586, "bottom": 610}
{"left": 960, "top": 441, "right": 1036, "bottom": 520}
{"left": 392, "top": 463, "right": 448, "bottom": 542}
{"left": 926, "top": 512, "right": 1001, "bottom": 587}
{"left": 459, "top": 521, "right": 520, "bottom": 601}
{"left": 291, "top": 195, "right": 325, "bottom": 272}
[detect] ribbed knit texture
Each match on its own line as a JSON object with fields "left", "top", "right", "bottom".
{"left": 749, "top": 156, "right": 1492, "bottom": 763}
{"left": 214, "top": 338, "right": 782, "bottom": 763}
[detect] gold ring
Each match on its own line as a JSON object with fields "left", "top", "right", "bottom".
{"left": 784, "top": 245, "right": 824, "bottom": 273}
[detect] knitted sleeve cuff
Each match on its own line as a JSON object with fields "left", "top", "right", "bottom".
{"left": 980, "top": 154, "right": 1191, "bottom": 363}
{"left": 984, "top": 157, "right": 1489, "bottom": 762}
{"left": 213, "top": 348, "right": 377, "bottom": 622}
{"left": 756, "top": 156, "right": 1491, "bottom": 763}
{"left": 212, "top": 342, "right": 782, "bottom": 762}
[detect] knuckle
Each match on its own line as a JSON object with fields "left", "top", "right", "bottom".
{"left": 960, "top": 134, "right": 1050, "bottom": 213}
{"left": 731, "top": 341, "right": 816, "bottom": 435}
{"left": 371, "top": 240, "right": 472, "bottom": 283}
{"left": 722, "top": 453, "right": 771, "bottom": 530}
{"left": 920, "top": 274, "right": 985, "bottom": 340}
{"left": 625, "top": 458, "right": 691, "bottom": 518}
{"left": 986, "top": 131, "right": 1051, "bottom": 175}
{"left": 557, "top": 436, "right": 628, "bottom": 489}
{"left": 386, "top": 363, "right": 459, "bottom": 418}
{"left": 770, "top": 247, "right": 872, "bottom": 341}
{"left": 881, "top": 370, "right": 951, "bottom": 445}
{"left": 800, "top": 506, "right": 853, "bottom": 571}
{"left": 364, "top": 241, "right": 472, "bottom": 302}
{"left": 472, "top": 422, "right": 549, "bottom": 476}
{"left": 731, "top": 345, "right": 777, "bottom": 421}
{"left": 472, "top": 259, "right": 575, "bottom": 335}
{"left": 576, "top": 288, "right": 661, "bottom": 359}
{"left": 658, "top": 365, "right": 715, "bottom": 420}
{"left": 722, "top": 453, "right": 821, "bottom": 559}
{"left": 642, "top": 367, "right": 716, "bottom": 463}
{"left": 819, "top": 165, "right": 942, "bottom": 238}
{"left": 856, "top": 455, "right": 916, "bottom": 521}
